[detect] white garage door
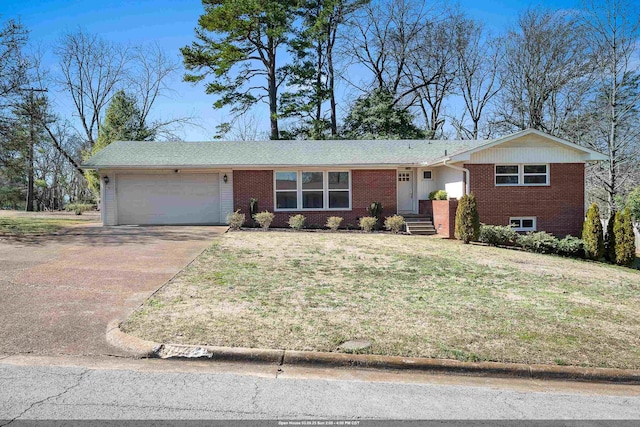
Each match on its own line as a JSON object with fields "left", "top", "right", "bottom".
{"left": 116, "top": 173, "right": 220, "bottom": 225}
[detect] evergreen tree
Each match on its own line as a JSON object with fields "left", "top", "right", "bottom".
{"left": 454, "top": 193, "right": 480, "bottom": 244}
{"left": 582, "top": 203, "right": 605, "bottom": 260}
{"left": 614, "top": 208, "right": 636, "bottom": 266}
{"left": 84, "top": 91, "right": 154, "bottom": 197}
{"left": 181, "top": 0, "right": 297, "bottom": 140}
{"left": 343, "top": 88, "right": 426, "bottom": 139}
{"left": 604, "top": 211, "right": 617, "bottom": 262}
{"left": 628, "top": 186, "right": 640, "bottom": 223}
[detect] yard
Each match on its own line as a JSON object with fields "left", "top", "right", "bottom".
{"left": 122, "top": 231, "right": 640, "bottom": 369}
{"left": 0, "top": 210, "right": 98, "bottom": 236}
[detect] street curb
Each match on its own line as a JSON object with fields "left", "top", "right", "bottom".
{"left": 106, "top": 320, "right": 161, "bottom": 358}
{"left": 108, "top": 323, "right": 640, "bottom": 384}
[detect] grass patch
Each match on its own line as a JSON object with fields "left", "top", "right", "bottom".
{"left": 122, "top": 232, "right": 640, "bottom": 369}
{"left": 0, "top": 216, "right": 89, "bottom": 235}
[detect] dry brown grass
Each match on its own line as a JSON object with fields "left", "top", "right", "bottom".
{"left": 123, "top": 231, "right": 640, "bottom": 369}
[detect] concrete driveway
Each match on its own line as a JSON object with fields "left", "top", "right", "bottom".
{"left": 0, "top": 224, "right": 226, "bottom": 357}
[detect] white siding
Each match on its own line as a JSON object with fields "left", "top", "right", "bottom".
{"left": 417, "top": 168, "right": 438, "bottom": 200}
{"left": 101, "top": 173, "right": 117, "bottom": 226}
{"left": 219, "top": 170, "right": 233, "bottom": 223}
{"left": 99, "top": 169, "right": 234, "bottom": 226}
{"left": 470, "top": 134, "right": 587, "bottom": 164}
{"left": 436, "top": 167, "right": 464, "bottom": 199}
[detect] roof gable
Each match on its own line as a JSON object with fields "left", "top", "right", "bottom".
{"left": 439, "top": 129, "right": 608, "bottom": 163}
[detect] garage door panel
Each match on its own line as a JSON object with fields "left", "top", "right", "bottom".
{"left": 116, "top": 174, "right": 220, "bottom": 225}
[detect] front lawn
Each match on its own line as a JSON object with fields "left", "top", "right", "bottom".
{"left": 123, "top": 232, "right": 640, "bottom": 369}
{"left": 0, "top": 213, "right": 95, "bottom": 236}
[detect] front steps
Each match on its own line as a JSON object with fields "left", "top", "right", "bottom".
{"left": 403, "top": 214, "right": 437, "bottom": 236}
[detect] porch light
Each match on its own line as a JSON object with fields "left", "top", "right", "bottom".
{"left": 103, "top": 176, "right": 109, "bottom": 185}
{"left": 223, "top": 174, "right": 228, "bottom": 183}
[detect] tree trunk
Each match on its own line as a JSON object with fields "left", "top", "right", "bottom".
{"left": 26, "top": 96, "right": 35, "bottom": 212}
{"left": 268, "top": 36, "right": 279, "bottom": 140}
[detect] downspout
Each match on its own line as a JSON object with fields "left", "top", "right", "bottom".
{"left": 442, "top": 159, "right": 470, "bottom": 196}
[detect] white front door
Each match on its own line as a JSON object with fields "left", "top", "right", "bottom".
{"left": 397, "top": 171, "right": 413, "bottom": 213}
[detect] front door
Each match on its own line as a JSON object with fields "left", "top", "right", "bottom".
{"left": 397, "top": 171, "right": 413, "bottom": 213}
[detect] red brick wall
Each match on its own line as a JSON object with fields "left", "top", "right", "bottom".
{"left": 432, "top": 200, "right": 458, "bottom": 238}
{"left": 466, "top": 163, "right": 585, "bottom": 237}
{"left": 233, "top": 169, "right": 397, "bottom": 228}
{"left": 419, "top": 200, "right": 433, "bottom": 218}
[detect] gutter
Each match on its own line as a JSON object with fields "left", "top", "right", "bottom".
{"left": 442, "top": 159, "right": 470, "bottom": 196}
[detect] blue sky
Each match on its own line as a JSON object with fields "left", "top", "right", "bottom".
{"left": 1, "top": 0, "right": 578, "bottom": 140}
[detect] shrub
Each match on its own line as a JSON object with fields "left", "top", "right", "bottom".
{"left": 359, "top": 216, "right": 377, "bottom": 232}
{"left": 288, "top": 214, "right": 306, "bottom": 230}
{"left": 516, "top": 231, "right": 559, "bottom": 254}
{"left": 604, "top": 212, "right": 616, "bottom": 262}
{"left": 367, "top": 201, "right": 383, "bottom": 219}
{"left": 226, "top": 210, "right": 245, "bottom": 230}
{"left": 384, "top": 215, "right": 405, "bottom": 233}
{"left": 429, "top": 190, "right": 448, "bottom": 200}
{"left": 628, "top": 186, "right": 640, "bottom": 223}
{"left": 614, "top": 208, "right": 636, "bottom": 266}
{"left": 249, "top": 198, "right": 259, "bottom": 226}
{"left": 582, "top": 203, "right": 604, "bottom": 260}
{"left": 454, "top": 193, "right": 480, "bottom": 244}
{"left": 557, "top": 236, "right": 584, "bottom": 258}
{"left": 253, "top": 211, "right": 275, "bottom": 229}
{"left": 65, "top": 203, "right": 94, "bottom": 215}
{"left": 326, "top": 216, "right": 343, "bottom": 231}
{"left": 478, "top": 225, "right": 518, "bottom": 246}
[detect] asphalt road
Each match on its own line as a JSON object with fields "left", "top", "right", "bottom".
{"left": 1, "top": 356, "right": 639, "bottom": 422}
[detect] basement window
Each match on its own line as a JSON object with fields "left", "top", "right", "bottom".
{"left": 510, "top": 217, "right": 536, "bottom": 232}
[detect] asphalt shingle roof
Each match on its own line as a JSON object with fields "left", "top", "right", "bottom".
{"left": 82, "top": 139, "right": 488, "bottom": 169}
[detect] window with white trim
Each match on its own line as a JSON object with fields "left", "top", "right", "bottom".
{"left": 422, "top": 170, "right": 433, "bottom": 180}
{"left": 495, "top": 164, "right": 548, "bottom": 186}
{"left": 275, "top": 171, "right": 351, "bottom": 211}
{"left": 275, "top": 172, "right": 298, "bottom": 209}
{"left": 510, "top": 217, "right": 536, "bottom": 231}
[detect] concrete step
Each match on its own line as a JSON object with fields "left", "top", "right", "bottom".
{"left": 409, "top": 229, "right": 437, "bottom": 235}
{"left": 407, "top": 225, "right": 436, "bottom": 231}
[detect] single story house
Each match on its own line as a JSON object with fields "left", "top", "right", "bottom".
{"left": 82, "top": 128, "right": 606, "bottom": 237}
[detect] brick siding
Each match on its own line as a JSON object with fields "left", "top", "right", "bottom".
{"left": 466, "top": 163, "right": 585, "bottom": 237}
{"left": 233, "top": 169, "right": 397, "bottom": 228}
{"left": 432, "top": 199, "right": 458, "bottom": 238}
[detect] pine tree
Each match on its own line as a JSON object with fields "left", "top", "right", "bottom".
{"left": 84, "top": 91, "right": 154, "bottom": 197}
{"left": 614, "top": 208, "right": 636, "bottom": 266}
{"left": 181, "top": 0, "right": 298, "bottom": 140}
{"left": 582, "top": 203, "right": 604, "bottom": 260}
{"left": 454, "top": 193, "right": 480, "bottom": 244}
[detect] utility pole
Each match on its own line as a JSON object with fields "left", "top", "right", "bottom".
{"left": 18, "top": 87, "right": 48, "bottom": 212}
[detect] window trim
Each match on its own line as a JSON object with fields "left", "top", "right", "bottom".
{"left": 274, "top": 170, "right": 352, "bottom": 212}
{"left": 509, "top": 216, "right": 537, "bottom": 232}
{"left": 422, "top": 169, "right": 433, "bottom": 181}
{"left": 495, "top": 164, "right": 549, "bottom": 187}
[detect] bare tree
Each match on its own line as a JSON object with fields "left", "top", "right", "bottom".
{"left": 55, "top": 29, "right": 129, "bottom": 148}
{"left": 342, "top": 0, "right": 427, "bottom": 100}
{"left": 574, "top": 0, "right": 640, "bottom": 213}
{"left": 494, "top": 8, "right": 593, "bottom": 135}
{"left": 406, "top": 11, "right": 465, "bottom": 139}
{"left": 128, "top": 44, "right": 193, "bottom": 140}
{"left": 452, "top": 22, "right": 501, "bottom": 139}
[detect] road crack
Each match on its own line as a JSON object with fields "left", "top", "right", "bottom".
{"left": 0, "top": 368, "right": 89, "bottom": 426}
